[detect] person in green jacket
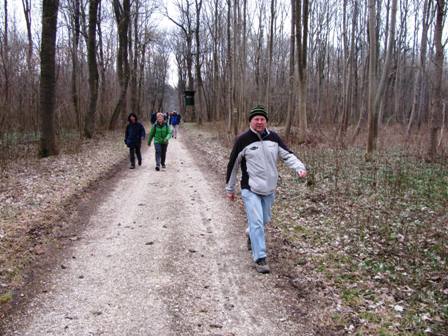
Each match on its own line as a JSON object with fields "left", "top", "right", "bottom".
{"left": 148, "top": 112, "right": 172, "bottom": 171}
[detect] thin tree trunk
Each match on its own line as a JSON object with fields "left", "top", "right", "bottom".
{"left": 285, "top": 0, "right": 296, "bottom": 138}
{"left": 226, "top": 0, "right": 233, "bottom": 134}
{"left": 97, "top": 2, "right": 107, "bottom": 124}
{"left": 84, "top": 0, "right": 100, "bottom": 138}
{"left": 407, "top": 0, "right": 430, "bottom": 136}
{"left": 296, "top": 0, "right": 308, "bottom": 143}
{"left": 130, "top": 0, "right": 139, "bottom": 115}
{"left": 427, "top": 0, "right": 444, "bottom": 160}
{"left": 265, "top": 0, "right": 276, "bottom": 113}
{"left": 21, "top": 0, "right": 33, "bottom": 71}
{"left": 366, "top": 0, "right": 378, "bottom": 159}
{"left": 195, "top": 0, "right": 204, "bottom": 125}
{"left": 109, "top": 0, "right": 131, "bottom": 130}
{"left": 374, "top": 0, "right": 397, "bottom": 129}
{"left": 69, "top": 0, "right": 81, "bottom": 137}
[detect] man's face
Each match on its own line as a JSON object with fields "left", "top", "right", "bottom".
{"left": 157, "top": 113, "right": 164, "bottom": 123}
{"left": 250, "top": 116, "right": 267, "bottom": 133}
{"left": 129, "top": 115, "right": 136, "bottom": 123}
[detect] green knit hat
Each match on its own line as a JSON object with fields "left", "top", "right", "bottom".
{"left": 248, "top": 105, "right": 268, "bottom": 121}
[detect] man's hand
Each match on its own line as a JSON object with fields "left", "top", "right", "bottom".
{"left": 297, "top": 170, "right": 308, "bottom": 178}
{"left": 227, "top": 192, "right": 236, "bottom": 201}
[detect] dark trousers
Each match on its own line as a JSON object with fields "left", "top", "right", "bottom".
{"left": 154, "top": 143, "right": 168, "bottom": 167}
{"left": 129, "top": 144, "right": 142, "bottom": 166}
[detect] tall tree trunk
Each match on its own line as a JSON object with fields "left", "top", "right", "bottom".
{"left": 129, "top": 0, "right": 139, "bottom": 115}
{"left": 21, "top": 0, "right": 33, "bottom": 71}
{"left": 109, "top": 0, "right": 130, "bottom": 130}
{"left": 84, "top": 0, "right": 100, "bottom": 138}
{"left": 226, "top": 0, "right": 233, "bottom": 134}
{"left": 69, "top": 0, "right": 81, "bottom": 137}
{"left": 254, "top": 4, "right": 264, "bottom": 101}
{"left": 295, "top": 0, "right": 308, "bottom": 143}
{"left": 427, "top": 0, "right": 445, "bottom": 160}
{"left": 265, "top": 0, "right": 276, "bottom": 113}
{"left": 407, "top": 0, "right": 430, "bottom": 136}
{"left": 366, "top": 0, "right": 378, "bottom": 159}
{"left": 212, "top": 0, "right": 220, "bottom": 122}
{"left": 39, "top": 0, "right": 59, "bottom": 157}
{"left": 374, "top": 0, "right": 397, "bottom": 130}
{"left": 285, "top": 0, "right": 296, "bottom": 139}
{"left": 232, "top": 0, "right": 239, "bottom": 135}
{"left": 337, "top": 0, "right": 350, "bottom": 146}
{"left": 237, "top": 0, "right": 247, "bottom": 129}
{"left": 2, "top": 0, "right": 9, "bottom": 103}
{"left": 97, "top": 2, "right": 107, "bottom": 124}
{"left": 195, "top": 0, "right": 204, "bottom": 125}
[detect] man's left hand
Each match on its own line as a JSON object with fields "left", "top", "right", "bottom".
{"left": 297, "top": 170, "right": 308, "bottom": 178}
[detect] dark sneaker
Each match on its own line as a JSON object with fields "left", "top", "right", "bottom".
{"left": 255, "top": 258, "right": 270, "bottom": 274}
{"left": 130, "top": 165, "right": 135, "bottom": 169}
{"left": 155, "top": 166, "right": 160, "bottom": 171}
{"left": 138, "top": 161, "right": 142, "bottom": 166}
{"left": 161, "top": 164, "right": 166, "bottom": 169}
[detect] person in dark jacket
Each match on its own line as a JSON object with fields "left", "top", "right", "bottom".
{"left": 226, "top": 105, "right": 307, "bottom": 274}
{"left": 125, "top": 113, "right": 146, "bottom": 169}
{"left": 150, "top": 111, "right": 157, "bottom": 124}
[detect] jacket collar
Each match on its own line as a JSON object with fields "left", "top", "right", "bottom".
{"left": 250, "top": 127, "right": 270, "bottom": 139}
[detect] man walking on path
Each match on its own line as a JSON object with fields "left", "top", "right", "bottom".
{"left": 124, "top": 113, "right": 146, "bottom": 169}
{"left": 226, "top": 105, "right": 307, "bottom": 274}
{"left": 148, "top": 112, "right": 172, "bottom": 171}
{"left": 169, "top": 111, "right": 182, "bottom": 139}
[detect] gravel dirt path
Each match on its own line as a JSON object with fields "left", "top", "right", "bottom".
{"left": 6, "top": 133, "right": 309, "bottom": 336}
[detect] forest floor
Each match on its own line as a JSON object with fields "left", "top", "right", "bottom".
{"left": 0, "top": 123, "right": 447, "bottom": 335}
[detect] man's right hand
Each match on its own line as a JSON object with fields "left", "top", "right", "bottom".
{"left": 227, "top": 192, "right": 236, "bottom": 201}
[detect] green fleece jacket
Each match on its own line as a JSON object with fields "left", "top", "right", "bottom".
{"left": 148, "top": 122, "right": 172, "bottom": 145}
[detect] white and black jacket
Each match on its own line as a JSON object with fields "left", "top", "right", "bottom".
{"left": 226, "top": 127, "right": 306, "bottom": 196}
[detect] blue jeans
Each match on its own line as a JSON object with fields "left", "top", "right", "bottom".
{"left": 154, "top": 143, "right": 168, "bottom": 167}
{"left": 241, "top": 189, "right": 275, "bottom": 262}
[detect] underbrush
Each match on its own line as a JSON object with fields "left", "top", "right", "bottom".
{"left": 275, "top": 147, "right": 447, "bottom": 335}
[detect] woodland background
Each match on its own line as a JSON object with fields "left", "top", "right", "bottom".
{"left": 0, "top": 0, "right": 447, "bottom": 160}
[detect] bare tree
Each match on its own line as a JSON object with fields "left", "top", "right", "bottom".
{"left": 366, "top": 0, "right": 378, "bottom": 159}
{"left": 168, "top": 0, "right": 195, "bottom": 120}
{"left": 194, "top": 0, "right": 205, "bottom": 124}
{"left": 109, "top": 0, "right": 131, "bottom": 130}
{"left": 427, "top": 0, "right": 445, "bottom": 160}
{"left": 295, "top": 0, "right": 309, "bottom": 143}
{"left": 285, "top": 0, "right": 296, "bottom": 138}
{"left": 265, "top": 0, "right": 277, "bottom": 113}
{"left": 21, "top": 0, "right": 33, "bottom": 70}
{"left": 407, "top": 0, "right": 431, "bottom": 135}
{"left": 84, "top": 0, "right": 100, "bottom": 138}
{"left": 39, "top": 0, "right": 60, "bottom": 157}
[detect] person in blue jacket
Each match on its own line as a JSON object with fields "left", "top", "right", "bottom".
{"left": 169, "top": 111, "right": 182, "bottom": 139}
{"left": 124, "top": 113, "right": 146, "bottom": 169}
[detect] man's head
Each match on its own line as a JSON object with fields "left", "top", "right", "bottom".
{"left": 249, "top": 105, "right": 268, "bottom": 133}
{"left": 156, "top": 112, "right": 164, "bottom": 124}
